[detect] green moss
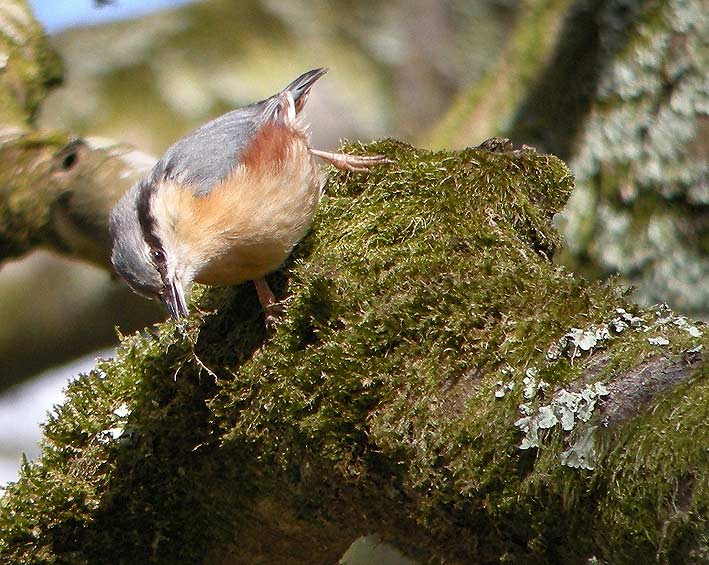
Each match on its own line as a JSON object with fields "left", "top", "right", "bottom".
{"left": 0, "top": 0, "right": 63, "bottom": 127}
{"left": 1, "top": 140, "right": 706, "bottom": 564}
{"left": 596, "top": 368, "right": 709, "bottom": 563}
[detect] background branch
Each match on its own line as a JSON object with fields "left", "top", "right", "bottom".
{"left": 0, "top": 1, "right": 161, "bottom": 389}
{"left": 0, "top": 1, "right": 154, "bottom": 267}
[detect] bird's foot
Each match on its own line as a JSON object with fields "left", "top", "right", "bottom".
{"left": 262, "top": 302, "right": 285, "bottom": 330}
{"left": 253, "top": 277, "right": 284, "bottom": 329}
{"left": 309, "top": 148, "right": 393, "bottom": 172}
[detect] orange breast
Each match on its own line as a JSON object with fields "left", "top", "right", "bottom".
{"left": 154, "top": 122, "right": 323, "bottom": 286}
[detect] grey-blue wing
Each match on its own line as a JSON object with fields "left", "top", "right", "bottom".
{"left": 150, "top": 101, "right": 266, "bottom": 196}
{"left": 149, "top": 68, "right": 326, "bottom": 197}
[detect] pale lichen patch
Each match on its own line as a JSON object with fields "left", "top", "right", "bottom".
{"left": 547, "top": 303, "right": 705, "bottom": 363}
{"left": 515, "top": 381, "right": 609, "bottom": 458}
{"left": 560, "top": 426, "right": 598, "bottom": 470}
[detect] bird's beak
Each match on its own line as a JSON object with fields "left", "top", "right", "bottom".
{"left": 161, "top": 277, "right": 189, "bottom": 320}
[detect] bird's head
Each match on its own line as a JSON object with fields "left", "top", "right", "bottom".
{"left": 109, "top": 179, "right": 191, "bottom": 319}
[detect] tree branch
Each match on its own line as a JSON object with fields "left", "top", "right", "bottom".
{"left": 0, "top": 133, "right": 153, "bottom": 267}
{"left": 0, "top": 1, "right": 155, "bottom": 269}
{"left": 1, "top": 140, "right": 706, "bottom": 564}
{"left": 1, "top": 2, "right": 707, "bottom": 564}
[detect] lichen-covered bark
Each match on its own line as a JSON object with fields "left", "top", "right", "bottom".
{"left": 553, "top": 0, "right": 709, "bottom": 315}
{"left": 427, "top": 0, "right": 709, "bottom": 317}
{"left": 1, "top": 139, "right": 706, "bottom": 564}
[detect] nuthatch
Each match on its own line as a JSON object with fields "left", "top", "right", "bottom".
{"left": 109, "top": 68, "right": 389, "bottom": 321}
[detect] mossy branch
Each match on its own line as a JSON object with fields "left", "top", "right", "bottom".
{"left": 0, "top": 1, "right": 155, "bottom": 269}
{"left": 1, "top": 139, "right": 706, "bottom": 564}
{"left": 0, "top": 133, "right": 154, "bottom": 267}
{"left": 1, "top": 3, "right": 707, "bottom": 562}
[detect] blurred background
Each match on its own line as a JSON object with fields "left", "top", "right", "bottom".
{"left": 0, "top": 3, "right": 706, "bottom": 559}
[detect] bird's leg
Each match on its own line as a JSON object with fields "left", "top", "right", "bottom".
{"left": 309, "top": 148, "right": 392, "bottom": 172}
{"left": 253, "top": 277, "right": 283, "bottom": 328}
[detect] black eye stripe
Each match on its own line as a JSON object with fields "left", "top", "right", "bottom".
{"left": 136, "top": 180, "right": 169, "bottom": 280}
{"left": 136, "top": 181, "right": 161, "bottom": 249}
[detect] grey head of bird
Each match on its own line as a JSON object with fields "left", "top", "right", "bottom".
{"left": 109, "top": 171, "right": 191, "bottom": 320}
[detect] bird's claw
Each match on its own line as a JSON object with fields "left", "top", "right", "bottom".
{"left": 263, "top": 302, "right": 285, "bottom": 330}
{"left": 253, "top": 277, "right": 285, "bottom": 330}
{"left": 309, "top": 149, "right": 393, "bottom": 173}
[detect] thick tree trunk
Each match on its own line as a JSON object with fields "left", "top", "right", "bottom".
{"left": 427, "top": 0, "right": 709, "bottom": 317}
{"left": 0, "top": 137, "right": 706, "bottom": 564}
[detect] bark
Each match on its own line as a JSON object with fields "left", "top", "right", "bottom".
{"left": 425, "top": 0, "right": 709, "bottom": 317}
{"left": 0, "top": 133, "right": 154, "bottom": 267}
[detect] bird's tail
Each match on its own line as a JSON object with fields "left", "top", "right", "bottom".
{"left": 282, "top": 68, "right": 328, "bottom": 114}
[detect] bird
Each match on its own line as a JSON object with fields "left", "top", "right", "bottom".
{"left": 109, "top": 68, "right": 390, "bottom": 323}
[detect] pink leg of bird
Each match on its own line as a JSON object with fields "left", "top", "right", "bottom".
{"left": 309, "top": 148, "right": 392, "bottom": 172}
{"left": 253, "top": 277, "right": 283, "bottom": 328}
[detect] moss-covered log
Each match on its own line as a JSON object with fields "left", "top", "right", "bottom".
{"left": 0, "top": 139, "right": 706, "bottom": 564}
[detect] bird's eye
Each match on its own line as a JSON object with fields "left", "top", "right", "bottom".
{"left": 152, "top": 249, "right": 166, "bottom": 264}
